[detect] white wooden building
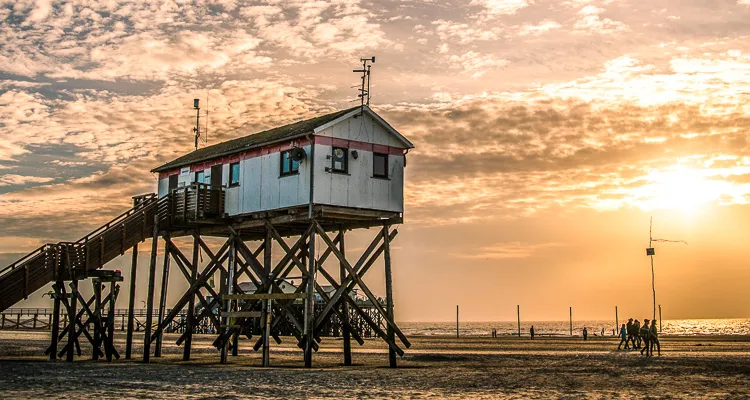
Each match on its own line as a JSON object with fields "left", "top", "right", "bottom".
{"left": 152, "top": 106, "right": 414, "bottom": 217}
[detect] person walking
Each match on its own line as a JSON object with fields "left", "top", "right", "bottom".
{"left": 640, "top": 319, "right": 651, "bottom": 356}
{"left": 632, "top": 319, "right": 641, "bottom": 349}
{"left": 650, "top": 320, "right": 661, "bottom": 356}
{"left": 618, "top": 324, "right": 629, "bottom": 350}
{"left": 626, "top": 318, "right": 634, "bottom": 346}
{"left": 582, "top": 327, "right": 588, "bottom": 340}
{"left": 530, "top": 325, "right": 535, "bottom": 340}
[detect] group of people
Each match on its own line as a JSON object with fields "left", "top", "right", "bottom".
{"left": 618, "top": 317, "right": 661, "bottom": 356}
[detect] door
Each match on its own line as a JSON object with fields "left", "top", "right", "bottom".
{"left": 211, "top": 164, "right": 223, "bottom": 187}
{"left": 168, "top": 174, "right": 178, "bottom": 191}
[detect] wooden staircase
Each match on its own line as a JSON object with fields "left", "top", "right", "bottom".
{"left": 0, "top": 194, "right": 168, "bottom": 312}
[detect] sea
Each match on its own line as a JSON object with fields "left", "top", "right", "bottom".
{"left": 399, "top": 319, "right": 750, "bottom": 337}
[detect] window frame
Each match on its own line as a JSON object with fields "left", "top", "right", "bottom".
{"left": 280, "top": 150, "right": 300, "bottom": 177}
{"left": 194, "top": 170, "right": 205, "bottom": 184}
{"left": 372, "top": 152, "right": 389, "bottom": 179}
{"left": 229, "top": 162, "right": 240, "bottom": 187}
{"left": 330, "top": 146, "right": 349, "bottom": 174}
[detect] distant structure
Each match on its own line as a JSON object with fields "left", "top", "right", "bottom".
{"left": 0, "top": 102, "right": 414, "bottom": 368}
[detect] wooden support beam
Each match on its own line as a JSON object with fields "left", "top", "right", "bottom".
{"left": 304, "top": 223, "right": 316, "bottom": 368}
{"left": 125, "top": 242, "right": 138, "bottom": 359}
{"left": 93, "top": 279, "right": 102, "bottom": 361}
{"left": 49, "top": 282, "right": 62, "bottom": 361}
{"left": 155, "top": 236, "right": 171, "bottom": 357}
{"left": 221, "top": 311, "right": 262, "bottom": 318}
{"left": 262, "top": 229, "right": 272, "bottom": 367}
{"left": 183, "top": 232, "right": 200, "bottom": 361}
{"left": 66, "top": 279, "right": 78, "bottom": 362}
{"left": 383, "top": 224, "right": 397, "bottom": 368}
{"left": 313, "top": 221, "right": 410, "bottom": 349}
{"left": 142, "top": 215, "right": 159, "bottom": 363}
{"left": 220, "top": 236, "right": 236, "bottom": 364}
{"left": 340, "top": 228, "right": 352, "bottom": 366}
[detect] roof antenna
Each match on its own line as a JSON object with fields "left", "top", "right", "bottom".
{"left": 204, "top": 90, "right": 209, "bottom": 146}
{"left": 353, "top": 56, "right": 375, "bottom": 115}
{"left": 192, "top": 98, "right": 200, "bottom": 151}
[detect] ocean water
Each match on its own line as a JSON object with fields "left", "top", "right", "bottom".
{"left": 399, "top": 319, "right": 750, "bottom": 337}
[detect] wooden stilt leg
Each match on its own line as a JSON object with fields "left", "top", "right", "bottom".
{"left": 125, "top": 243, "right": 138, "bottom": 359}
{"left": 304, "top": 226, "right": 316, "bottom": 368}
{"left": 339, "top": 228, "right": 352, "bottom": 366}
{"left": 143, "top": 215, "right": 159, "bottom": 363}
{"left": 66, "top": 279, "right": 78, "bottom": 362}
{"left": 155, "top": 237, "right": 171, "bottom": 357}
{"left": 220, "top": 236, "right": 235, "bottom": 364}
{"left": 106, "top": 281, "right": 116, "bottom": 362}
{"left": 93, "top": 279, "right": 102, "bottom": 361}
{"left": 262, "top": 230, "right": 272, "bottom": 367}
{"left": 383, "top": 224, "right": 397, "bottom": 368}
{"left": 184, "top": 232, "right": 199, "bottom": 361}
{"left": 49, "top": 282, "right": 62, "bottom": 361}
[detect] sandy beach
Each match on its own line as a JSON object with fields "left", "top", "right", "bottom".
{"left": 0, "top": 331, "right": 748, "bottom": 399}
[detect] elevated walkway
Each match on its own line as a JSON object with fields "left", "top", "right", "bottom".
{"left": 0, "top": 194, "right": 165, "bottom": 312}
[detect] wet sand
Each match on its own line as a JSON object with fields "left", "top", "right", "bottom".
{"left": 0, "top": 331, "right": 748, "bottom": 399}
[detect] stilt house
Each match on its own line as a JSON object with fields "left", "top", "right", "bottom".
{"left": 151, "top": 105, "right": 413, "bottom": 220}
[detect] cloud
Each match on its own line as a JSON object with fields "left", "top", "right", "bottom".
{"left": 0, "top": 174, "right": 54, "bottom": 186}
{"left": 458, "top": 241, "right": 562, "bottom": 259}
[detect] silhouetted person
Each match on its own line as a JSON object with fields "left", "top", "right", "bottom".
{"left": 640, "top": 319, "right": 651, "bottom": 356}
{"left": 632, "top": 319, "right": 641, "bottom": 349}
{"left": 618, "top": 323, "right": 629, "bottom": 350}
{"left": 650, "top": 320, "right": 661, "bottom": 356}
{"left": 582, "top": 327, "right": 588, "bottom": 340}
{"left": 626, "top": 318, "right": 634, "bottom": 346}
{"left": 530, "top": 325, "right": 535, "bottom": 340}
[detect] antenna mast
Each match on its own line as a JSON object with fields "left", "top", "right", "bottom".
{"left": 353, "top": 56, "right": 375, "bottom": 112}
{"left": 193, "top": 99, "right": 200, "bottom": 151}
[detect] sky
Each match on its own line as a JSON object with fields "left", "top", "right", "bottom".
{"left": 1, "top": 0, "right": 750, "bottom": 322}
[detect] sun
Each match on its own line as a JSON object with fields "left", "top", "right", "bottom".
{"left": 634, "top": 167, "right": 729, "bottom": 212}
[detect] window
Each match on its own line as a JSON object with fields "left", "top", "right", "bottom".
{"left": 373, "top": 152, "right": 388, "bottom": 179}
{"left": 331, "top": 147, "right": 348, "bottom": 173}
{"left": 280, "top": 150, "right": 300, "bottom": 176}
{"left": 229, "top": 162, "right": 240, "bottom": 186}
{"left": 195, "top": 170, "right": 204, "bottom": 184}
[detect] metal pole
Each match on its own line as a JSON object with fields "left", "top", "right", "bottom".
{"left": 456, "top": 305, "right": 459, "bottom": 338}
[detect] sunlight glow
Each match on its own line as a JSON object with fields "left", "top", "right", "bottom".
{"left": 632, "top": 167, "right": 731, "bottom": 212}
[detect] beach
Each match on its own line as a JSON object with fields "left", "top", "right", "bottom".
{"left": 0, "top": 331, "right": 748, "bottom": 399}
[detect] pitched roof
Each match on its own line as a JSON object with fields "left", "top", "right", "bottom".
{"left": 152, "top": 106, "right": 361, "bottom": 172}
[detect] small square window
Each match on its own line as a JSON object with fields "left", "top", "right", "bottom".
{"left": 229, "top": 162, "right": 240, "bottom": 186}
{"left": 280, "top": 150, "right": 300, "bottom": 176}
{"left": 195, "top": 171, "right": 204, "bottom": 184}
{"left": 331, "top": 147, "right": 348, "bottom": 173}
{"left": 373, "top": 152, "right": 388, "bottom": 178}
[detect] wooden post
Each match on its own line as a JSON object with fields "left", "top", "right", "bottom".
{"left": 155, "top": 237, "right": 171, "bottom": 357}
{"left": 569, "top": 307, "right": 573, "bottom": 336}
{"left": 142, "top": 215, "right": 159, "bottom": 363}
{"left": 49, "top": 282, "right": 62, "bottom": 360}
{"left": 340, "top": 228, "right": 352, "bottom": 366}
{"left": 220, "top": 236, "right": 236, "bottom": 364}
{"left": 517, "top": 305, "right": 521, "bottom": 337}
{"left": 106, "top": 281, "right": 116, "bottom": 362}
{"left": 125, "top": 242, "right": 138, "bottom": 359}
{"left": 383, "top": 224, "right": 396, "bottom": 368}
{"left": 659, "top": 304, "right": 662, "bottom": 333}
{"left": 615, "top": 306, "right": 618, "bottom": 336}
{"left": 93, "top": 278, "right": 102, "bottom": 361}
{"left": 184, "top": 232, "right": 200, "bottom": 361}
{"left": 456, "top": 305, "right": 459, "bottom": 338}
{"left": 66, "top": 279, "right": 78, "bottom": 362}
{"left": 262, "top": 230, "right": 272, "bottom": 367}
{"left": 304, "top": 226, "right": 316, "bottom": 368}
